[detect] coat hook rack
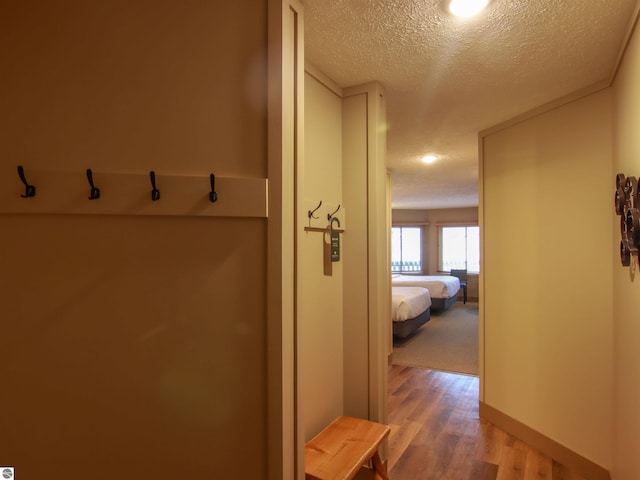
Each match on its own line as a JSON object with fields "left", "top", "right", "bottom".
{"left": 86, "top": 169, "right": 100, "bottom": 200}
{"left": 150, "top": 171, "right": 160, "bottom": 201}
{"left": 327, "top": 204, "right": 341, "bottom": 221}
{"left": 17, "top": 165, "right": 36, "bottom": 198}
{"left": 308, "top": 200, "right": 322, "bottom": 219}
{"left": 209, "top": 173, "right": 217, "bottom": 203}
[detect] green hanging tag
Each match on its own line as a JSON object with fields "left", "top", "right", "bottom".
{"left": 331, "top": 229, "right": 340, "bottom": 262}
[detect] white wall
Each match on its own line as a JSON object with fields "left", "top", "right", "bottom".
{"left": 481, "top": 89, "right": 614, "bottom": 469}
{"left": 611, "top": 11, "right": 640, "bottom": 479}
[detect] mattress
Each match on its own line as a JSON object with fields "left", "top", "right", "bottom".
{"left": 392, "top": 286, "right": 431, "bottom": 322}
{"left": 391, "top": 274, "right": 460, "bottom": 299}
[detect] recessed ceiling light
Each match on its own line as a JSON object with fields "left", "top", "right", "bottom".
{"left": 421, "top": 155, "right": 438, "bottom": 164}
{"left": 449, "top": 0, "right": 489, "bottom": 18}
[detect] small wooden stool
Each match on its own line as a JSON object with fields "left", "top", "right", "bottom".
{"left": 305, "top": 416, "right": 391, "bottom": 480}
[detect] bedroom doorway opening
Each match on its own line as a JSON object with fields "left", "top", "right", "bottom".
{"left": 390, "top": 212, "right": 480, "bottom": 377}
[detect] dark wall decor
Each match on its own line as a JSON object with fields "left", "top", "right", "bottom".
{"left": 615, "top": 173, "right": 640, "bottom": 267}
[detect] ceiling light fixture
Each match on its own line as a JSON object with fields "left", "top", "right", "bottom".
{"left": 448, "top": 0, "right": 489, "bottom": 18}
{"left": 421, "top": 155, "right": 438, "bottom": 164}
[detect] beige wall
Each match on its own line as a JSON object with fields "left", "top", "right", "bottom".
{"left": 301, "top": 70, "right": 389, "bottom": 445}
{"left": 271, "top": 1, "right": 304, "bottom": 476}
{"left": 343, "top": 83, "right": 390, "bottom": 427}
{"left": 342, "top": 92, "right": 370, "bottom": 420}
{"left": 300, "top": 72, "right": 344, "bottom": 438}
{"left": 0, "top": 1, "right": 275, "bottom": 478}
{"left": 392, "top": 207, "right": 479, "bottom": 299}
{"left": 481, "top": 89, "right": 614, "bottom": 469}
{"left": 611, "top": 12, "right": 640, "bottom": 480}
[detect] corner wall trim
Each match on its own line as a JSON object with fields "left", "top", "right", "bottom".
{"left": 479, "top": 402, "right": 611, "bottom": 480}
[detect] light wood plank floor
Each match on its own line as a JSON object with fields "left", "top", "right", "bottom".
{"left": 388, "top": 364, "right": 588, "bottom": 480}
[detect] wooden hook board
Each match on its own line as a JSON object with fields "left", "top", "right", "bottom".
{"left": 0, "top": 170, "right": 268, "bottom": 218}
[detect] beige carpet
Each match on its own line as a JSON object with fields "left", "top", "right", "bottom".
{"left": 392, "top": 302, "right": 479, "bottom": 376}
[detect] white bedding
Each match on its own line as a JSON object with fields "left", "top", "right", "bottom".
{"left": 392, "top": 286, "right": 431, "bottom": 322}
{"left": 391, "top": 274, "right": 460, "bottom": 299}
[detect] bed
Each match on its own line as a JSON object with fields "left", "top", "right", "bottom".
{"left": 392, "top": 286, "right": 432, "bottom": 338}
{"left": 391, "top": 274, "right": 461, "bottom": 310}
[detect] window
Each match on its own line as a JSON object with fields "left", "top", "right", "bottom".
{"left": 392, "top": 226, "right": 422, "bottom": 272}
{"left": 439, "top": 225, "right": 479, "bottom": 273}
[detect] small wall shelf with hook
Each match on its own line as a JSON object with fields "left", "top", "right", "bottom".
{"left": 304, "top": 226, "right": 345, "bottom": 233}
{"left": 303, "top": 201, "right": 346, "bottom": 273}
{"left": 303, "top": 200, "right": 345, "bottom": 233}
{"left": 0, "top": 169, "right": 267, "bottom": 218}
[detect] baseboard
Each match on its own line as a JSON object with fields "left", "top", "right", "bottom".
{"left": 479, "top": 402, "right": 611, "bottom": 480}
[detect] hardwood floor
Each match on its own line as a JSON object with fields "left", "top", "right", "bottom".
{"left": 387, "top": 364, "right": 588, "bottom": 480}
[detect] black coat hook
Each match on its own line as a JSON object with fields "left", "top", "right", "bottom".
{"left": 17, "top": 165, "right": 36, "bottom": 198}
{"left": 86, "top": 169, "right": 100, "bottom": 200}
{"left": 150, "top": 171, "right": 160, "bottom": 201}
{"left": 308, "top": 200, "right": 322, "bottom": 219}
{"left": 209, "top": 173, "right": 217, "bottom": 203}
{"left": 327, "top": 204, "right": 341, "bottom": 221}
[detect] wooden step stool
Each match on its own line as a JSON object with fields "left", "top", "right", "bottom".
{"left": 305, "top": 416, "right": 391, "bottom": 480}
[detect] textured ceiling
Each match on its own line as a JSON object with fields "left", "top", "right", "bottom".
{"left": 302, "top": 0, "right": 638, "bottom": 209}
